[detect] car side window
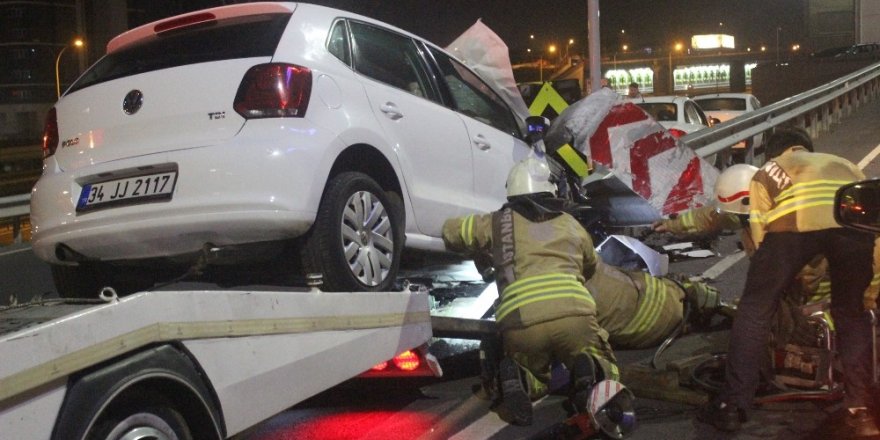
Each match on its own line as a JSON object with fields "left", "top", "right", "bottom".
{"left": 426, "top": 47, "right": 520, "bottom": 137}
{"left": 348, "top": 21, "right": 433, "bottom": 99}
{"left": 327, "top": 20, "right": 351, "bottom": 66}
{"left": 685, "top": 102, "right": 709, "bottom": 126}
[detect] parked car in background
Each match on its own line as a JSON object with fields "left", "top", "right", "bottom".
{"left": 633, "top": 95, "right": 713, "bottom": 138}
{"left": 632, "top": 95, "right": 717, "bottom": 165}
{"left": 693, "top": 93, "right": 763, "bottom": 163}
{"left": 632, "top": 95, "right": 716, "bottom": 165}
{"left": 31, "top": 2, "right": 532, "bottom": 297}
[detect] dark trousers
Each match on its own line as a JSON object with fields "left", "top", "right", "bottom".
{"left": 721, "top": 229, "right": 875, "bottom": 410}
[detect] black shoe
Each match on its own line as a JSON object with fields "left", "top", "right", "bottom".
{"left": 697, "top": 400, "right": 746, "bottom": 432}
{"left": 570, "top": 353, "right": 597, "bottom": 413}
{"left": 496, "top": 358, "right": 533, "bottom": 426}
{"left": 842, "top": 408, "right": 880, "bottom": 438}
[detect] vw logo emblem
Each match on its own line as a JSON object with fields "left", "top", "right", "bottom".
{"left": 122, "top": 90, "right": 143, "bottom": 115}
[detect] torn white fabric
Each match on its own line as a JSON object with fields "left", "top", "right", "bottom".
{"left": 445, "top": 19, "right": 530, "bottom": 120}
{"left": 597, "top": 234, "right": 669, "bottom": 276}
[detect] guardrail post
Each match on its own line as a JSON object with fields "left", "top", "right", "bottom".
{"left": 832, "top": 97, "right": 841, "bottom": 125}
{"left": 821, "top": 103, "right": 830, "bottom": 133}
{"left": 808, "top": 111, "right": 819, "bottom": 139}
{"left": 845, "top": 91, "right": 853, "bottom": 117}
{"left": 12, "top": 216, "right": 21, "bottom": 244}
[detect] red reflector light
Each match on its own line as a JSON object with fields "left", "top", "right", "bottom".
{"left": 42, "top": 107, "right": 59, "bottom": 159}
{"left": 154, "top": 12, "right": 216, "bottom": 33}
{"left": 392, "top": 350, "right": 420, "bottom": 371}
{"left": 668, "top": 128, "right": 688, "bottom": 139}
{"left": 234, "top": 63, "right": 312, "bottom": 119}
{"left": 370, "top": 361, "right": 389, "bottom": 371}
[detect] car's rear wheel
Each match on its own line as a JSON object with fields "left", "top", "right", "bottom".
{"left": 302, "top": 172, "right": 404, "bottom": 292}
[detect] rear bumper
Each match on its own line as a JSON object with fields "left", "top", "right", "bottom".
{"left": 31, "top": 120, "right": 338, "bottom": 263}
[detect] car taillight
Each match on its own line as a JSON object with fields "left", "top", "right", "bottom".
{"left": 370, "top": 350, "right": 422, "bottom": 372}
{"left": 392, "top": 350, "right": 420, "bottom": 371}
{"left": 234, "top": 63, "right": 311, "bottom": 119}
{"left": 668, "top": 128, "right": 688, "bottom": 139}
{"left": 42, "top": 107, "right": 59, "bottom": 159}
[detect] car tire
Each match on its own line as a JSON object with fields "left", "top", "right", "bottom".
{"left": 302, "top": 172, "right": 404, "bottom": 292}
{"left": 86, "top": 394, "right": 193, "bottom": 440}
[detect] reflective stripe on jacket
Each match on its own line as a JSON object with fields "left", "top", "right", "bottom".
{"left": 748, "top": 149, "right": 865, "bottom": 246}
{"left": 495, "top": 273, "right": 594, "bottom": 322}
{"left": 660, "top": 205, "right": 741, "bottom": 235}
{"left": 442, "top": 207, "right": 599, "bottom": 331}
{"left": 587, "top": 260, "right": 684, "bottom": 349}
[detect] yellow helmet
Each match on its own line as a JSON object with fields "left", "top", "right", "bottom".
{"left": 506, "top": 157, "right": 557, "bottom": 198}
{"left": 714, "top": 164, "right": 758, "bottom": 214}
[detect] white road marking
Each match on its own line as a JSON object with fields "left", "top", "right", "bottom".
{"left": 857, "top": 143, "right": 880, "bottom": 170}
{"left": 0, "top": 247, "right": 32, "bottom": 258}
{"left": 700, "top": 250, "right": 746, "bottom": 280}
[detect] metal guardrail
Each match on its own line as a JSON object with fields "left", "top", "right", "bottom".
{"left": 0, "top": 193, "right": 30, "bottom": 244}
{"left": 1, "top": 61, "right": 879, "bottom": 245}
{"left": 683, "top": 60, "right": 880, "bottom": 163}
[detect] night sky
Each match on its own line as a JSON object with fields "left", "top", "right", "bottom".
{"left": 301, "top": 0, "right": 809, "bottom": 56}
{"left": 139, "top": 0, "right": 809, "bottom": 58}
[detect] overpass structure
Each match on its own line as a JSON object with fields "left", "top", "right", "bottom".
{"left": 518, "top": 49, "right": 880, "bottom": 103}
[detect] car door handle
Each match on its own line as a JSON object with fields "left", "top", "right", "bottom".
{"left": 473, "top": 134, "right": 491, "bottom": 151}
{"left": 380, "top": 102, "right": 403, "bottom": 120}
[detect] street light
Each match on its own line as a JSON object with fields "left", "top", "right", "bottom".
{"left": 669, "top": 43, "right": 683, "bottom": 93}
{"left": 55, "top": 38, "right": 84, "bottom": 98}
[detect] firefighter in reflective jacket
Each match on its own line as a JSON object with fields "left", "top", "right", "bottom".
{"left": 588, "top": 260, "right": 721, "bottom": 349}
{"left": 653, "top": 163, "right": 831, "bottom": 347}
{"left": 442, "top": 157, "right": 618, "bottom": 427}
{"left": 698, "top": 128, "right": 880, "bottom": 436}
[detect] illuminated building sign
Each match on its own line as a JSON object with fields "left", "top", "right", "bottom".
{"left": 692, "top": 34, "right": 735, "bottom": 50}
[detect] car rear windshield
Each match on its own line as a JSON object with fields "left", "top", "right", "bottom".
{"left": 67, "top": 13, "right": 291, "bottom": 94}
{"left": 693, "top": 98, "right": 746, "bottom": 111}
{"left": 636, "top": 103, "right": 677, "bottom": 122}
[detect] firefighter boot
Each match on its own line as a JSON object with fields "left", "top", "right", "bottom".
{"left": 570, "top": 353, "right": 598, "bottom": 414}
{"left": 496, "top": 357, "right": 533, "bottom": 426}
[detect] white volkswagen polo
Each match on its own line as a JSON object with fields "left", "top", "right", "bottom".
{"left": 31, "top": 2, "right": 531, "bottom": 297}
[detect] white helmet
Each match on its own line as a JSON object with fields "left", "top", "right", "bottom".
{"left": 714, "top": 164, "right": 758, "bottom": 214}
{"left": 506, "top": 157, "right": 557, "bottom": 198}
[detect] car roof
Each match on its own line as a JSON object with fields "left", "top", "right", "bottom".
{"left": 108, "top": 2, "right": 295, "bottom": 54}
{"left": 634, "top": 95, "right": 692, "bottom": 105}
{"left": 692, "top": 93, "right": 755, "bottom": 99}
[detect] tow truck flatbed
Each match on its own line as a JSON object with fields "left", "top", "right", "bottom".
{"left": 0, "top": 287, "right": 431, "bottom": 439}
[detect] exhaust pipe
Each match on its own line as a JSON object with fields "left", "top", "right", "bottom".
{"left": 55, "top": 244, "right": 90, "bottom": 262}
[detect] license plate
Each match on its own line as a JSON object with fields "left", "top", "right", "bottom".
{"left": 77, "top": 171, "right": 177, "bottom": 211}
